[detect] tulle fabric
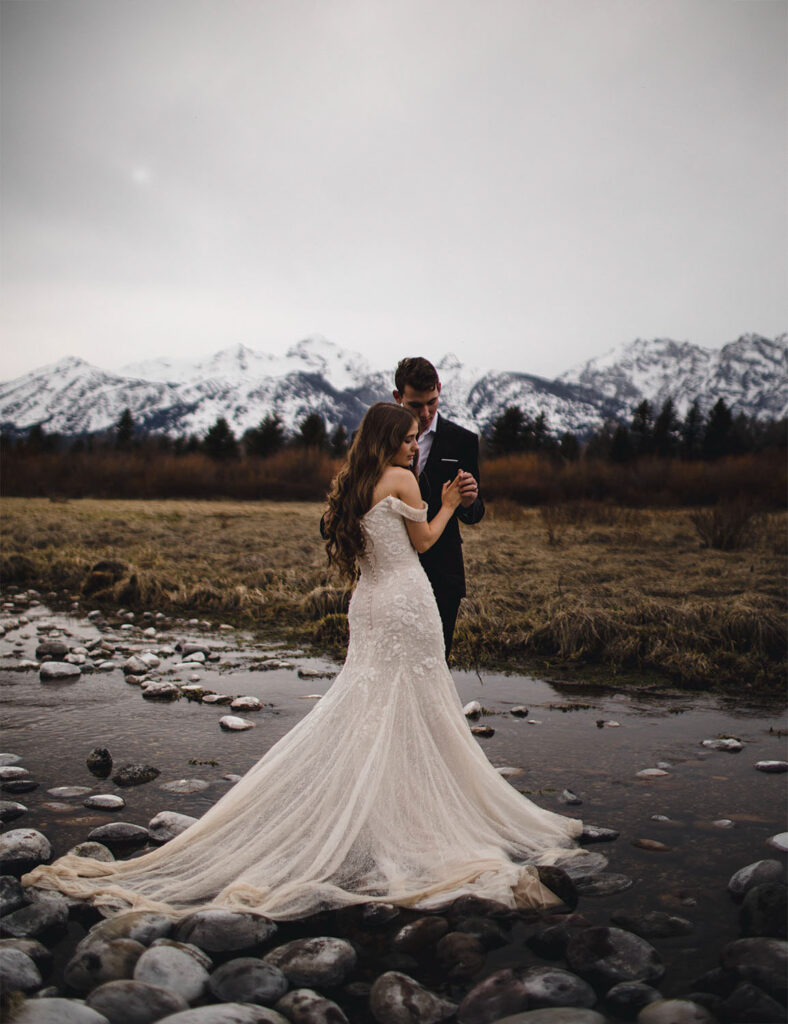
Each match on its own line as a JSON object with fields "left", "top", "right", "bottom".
{"left": 24, "top": 495, "right": 581, "bottom": 919}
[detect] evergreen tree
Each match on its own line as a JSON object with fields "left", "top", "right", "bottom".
{"left": 203, "top": 417, "right": 238, "bottom": 460}
{"left": 559, "top": 432, "right": 580, "bottom": 461}
{"left": 680, "top": 400, "right": 704, "bottom": 460}
{"left": 488, "top": 406, "right": 527, "bottom": 455}
{"left": 115, "top": 408, "right": 135, "bottom": 450}
{"left": 297, "top": 412, "right": 328, "bottom": 449}
{"left": 653, "top": 398, "right": 680, "bottom": 458}
{"left": 329, "top": 423, "right": 349, "bottom": 458}
{"left": 610, "top": 424, "right": 635, "bottom": 463}
{"left": 244, "top": 413, "right": 286, "bottom": 458}
{"left": 703, "top": 398, "right": 733, "bottom": 460}
{"left": 630, "top": 400, "right": 654, "bottom": 456}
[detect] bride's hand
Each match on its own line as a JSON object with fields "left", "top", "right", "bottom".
{"left": 441, "top": 473, "right": 463, "bottom": 510}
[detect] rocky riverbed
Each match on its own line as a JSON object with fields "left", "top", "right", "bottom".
{"left": 0, "top": 588, "right": 786, "bottom": 1024}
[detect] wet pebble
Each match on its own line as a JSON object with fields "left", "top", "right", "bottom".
{"left": 65, "top": 938, "right": 146, "bottom": 994}
{"left": 0, "top": 800, "right": 28, "bottom": 822}
{"left": 510, "top": 706, "right": 529, "bottom": 717}
{"left": 12, "top": 998, "right": 111, "bottom": 1023}
{"left": 0, "top": 828, "right": 52, "bottom": 876}
{"left": 435, "top": 931, "right": 485, "bottom": 977}
{"left": 766, "top": 832, "right": 788, "bottom": 853}
{"left": 717, "top": 982, "right": 786, "bottom": 1023}
{"left": 0, "top": 894, "right": 69, "bottom": 940}
{"left": 727, "top": 859, "right": 785, "bottom": 898}
{"left": 463, "top": 700, "right": 482, "bottom": 717}
{"left": 755, "top": 760, "right": 788, "bottom": 773}
{"left": 0, "top": 874, "right": 27, "bottom": 915}
{"left": 275, "top": 989, "right": 347, "bottom": 1023}
{"left": 175, "top": 909, "right": 277, "bottom": 953}
{"left": 148, "top": 811, "right": 198, "bottom": 843}
{"left": 86, "top": 979, "right": 189, "bottom": 1022}
{"left": 580, "top": 825, "right": 619, "bottom": 843}
{"left": 636, "top": 769, "right": 669, "bottom": 778}
{"left": 112, "top": 764, "right": 160, "bottom": 787}
{"left": 471, "top": 726, "right": 494, "bottom": 737}
{"left": 134, "top": 942, "right": 211, "bottom": 1003}
{"left": 159, "top": 778, "right": 210, "bottom": 794}
{"left": 631, "top": 839, "right": 671, "bottom": 853}
{"left": 636, "top": 999, "right": 717, "bottom": 1022}
{"left": 369, "top": 971, "right": 456, "bottom": 1024}
{"left": 219, "top": 715, "right": 256, "bottom": 731}
{"left": 47, "top": 786, "right": 92, "bottom": 798}
{"left": 121, "top": 656, "right": 150, "bottom": 675}
{"left": 605, "top": 981, "right": 662, "bottom": 1017}
{"left": 142, "top": 682, "right": 181, "bottom": 701}
{"left": 39, "top": 661, "right": 81, "bottom": 681}
{"left": 34, "top": 640, "right": 68, "bottom": 661}
{"left": 610, "top": 911, "right": 694, "bottom": 938}
{"left": 263, "top": 936, "right": 357, "bottom": 988}
{"left": 566, "top": 926, "right": 665, "bottom": 986}
{"left": 2, "top": 779, "right": 39, "bottom": 794}
{"left": 0, "top": 946, "right": 42, "bottom": 992}
{"left": 230, "top": 696, "right": 262, "bottom": 711}
{"left": 87, "top": 748, "right": 113, "bottom": 777}
{"left": 68, "top": 842, "right": 115, "bottom": 862}
{"left": 85, "top": 911, "right": 175, "bottom": 948}
{"left": 0, "top": 753, "right": 22, "bottom": 766}
{"left": 0, "top": 766, "right": 30, "bottom": 781}
{"left": 700, "top": 738, "right": 743, "bottom": 752}
{"left": 575, "top": 873, "right": 634, "bottom": 897}
{"left": 519, "top": 965, "right": 597, "bottom": 1009}
{"left": 560, "top": 789, "right": 582, "bottom": 806}
{"left": 739, "top": 882, "right": 787, "bottom": 938}
{"left": 201, "top": 694, "right": 233, "bottom": 705}
{"left": 209, "top": 957, "right": 289, "bottom": 1004}
{"left": 87, "top": 822, "right": 150, "bottom": 847}
{"left": 84, "top": 794, "right": 126, "bottom": 810}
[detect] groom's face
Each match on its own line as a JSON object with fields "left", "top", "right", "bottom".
{"left": 394, "top": 383, "right": 441, "bottom": 436}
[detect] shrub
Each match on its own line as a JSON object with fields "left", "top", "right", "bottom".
{"left": 689, "top": 501, "right": 764, "bottom": 551}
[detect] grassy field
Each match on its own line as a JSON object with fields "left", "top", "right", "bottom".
{"left": 1, "top": 497, "right": 785, "bottom": 692}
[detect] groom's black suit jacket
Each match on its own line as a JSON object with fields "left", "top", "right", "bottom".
{"left": 418, "top": 415, "right": 485, "bottom": 599}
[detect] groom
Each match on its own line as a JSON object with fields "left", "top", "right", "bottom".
{"left": 393, "top": 357, "right": 485, "bottom": 658}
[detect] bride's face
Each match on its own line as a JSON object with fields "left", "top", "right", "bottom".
{"left": 391, "top": 423, "right": 419, "bottom": 469}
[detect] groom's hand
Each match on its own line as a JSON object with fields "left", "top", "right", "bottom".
{"left": 457, "top": 470, "right": 478, "bottom": 508}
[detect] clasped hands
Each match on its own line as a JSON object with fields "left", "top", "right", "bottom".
{"left": 441, "top": 470, "right": 478, "bottom": 510}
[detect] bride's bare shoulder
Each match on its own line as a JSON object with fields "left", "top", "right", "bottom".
{"left": 372, "top": 467, "right": 421, "bottom": 505}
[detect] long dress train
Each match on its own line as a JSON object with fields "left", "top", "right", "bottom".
{"left": 23, "top": 496, "right": 581, "bottom": 919}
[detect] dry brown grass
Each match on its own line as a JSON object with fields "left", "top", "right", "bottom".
{"left": 1, "top": 497, "right": 785, "bottom": 691}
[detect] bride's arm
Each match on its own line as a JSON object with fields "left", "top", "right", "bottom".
{"left": 393, "top": 469, "right": 463, "bottom": 554}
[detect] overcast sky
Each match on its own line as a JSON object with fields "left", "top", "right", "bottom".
{"left": 1, "top": 0, "right": 785, "bottom": 382}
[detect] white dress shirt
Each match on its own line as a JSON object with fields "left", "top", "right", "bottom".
{"left": 416, "top": 413, "right": 438, "bottom": 476}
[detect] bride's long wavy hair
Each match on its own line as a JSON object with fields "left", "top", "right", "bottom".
{"left": 324, "top": 402, "right": 418, "bottom": 581}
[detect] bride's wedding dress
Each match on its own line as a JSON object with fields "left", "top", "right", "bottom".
{"left": 24, "top": 496, "right": 581, "bottom": 919}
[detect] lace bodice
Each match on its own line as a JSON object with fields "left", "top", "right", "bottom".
{"left": 358, "top": 494, "right": 427, "bottom": 577}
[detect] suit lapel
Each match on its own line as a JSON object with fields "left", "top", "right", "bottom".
{"left": 419, "top": 415, "right": 444, "bottom": 504}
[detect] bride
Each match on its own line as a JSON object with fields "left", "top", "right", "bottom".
{"left": 23, "top": 402, "right": 581, "bottom": 919}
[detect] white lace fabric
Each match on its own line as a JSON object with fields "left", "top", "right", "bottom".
{"left": 24, "top": 495, "right": 581, "bottom": 919}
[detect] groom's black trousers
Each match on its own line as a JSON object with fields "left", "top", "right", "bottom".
{"left": 431, "top": 585, "right": 461, "bottom": 662}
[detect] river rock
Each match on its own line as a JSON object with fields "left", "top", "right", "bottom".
{"left": 491, "top": 1013, "right": 607, "bottom": 1024}
{"left": 159, "top": 778, "right": 209, "bottom": 794}
{"left": 84, "top": 911, "right": 174, "bottom": 949}
{"left": 87, "top": 822, "right": 150, "bottom": 847}
{"left": 551, "top": 850, "right": 608, "bottom": 879}
{"left": 520, "top": 966, "right": 596, "bottom": 1008}
{"left": 452, "top": 914, "right": 509, "bottom": 950}
{"left": 755, "top": 760, "right": 788, "bottom": 773}
{"left": 0, "top": 937, "right": 53, "bottom": 972}
{"left": 209, "top": 957, "right": 289, "bottom": 1004}
{"left": 567, "top": 926, "right": 665, "bottom": 986}
{"left": 35, "top": 640, "right": 68, "bottom": 661}
{"left": 139, "top": 652, "right": 161, "bottom": 668}
{"left": 2, "top": 779, "right": 39, "bottom": 794}
{"left": 611, "top": 911, "right": 693, "bottom": 938}
{"left": 0, "top": 946, "right": 42, "bottom": 992}
{"left": 201, "top": 694, "right": 233, "bottom": 704}
{"left": 40, "top": 661, "right": 81, "bottom": 681}
{"left": 728, "top": 859, "right": 784, "bottom": 897}
{"left": 12, "top": 998, "right": 111, "bottom": 1023}
{"left": 766, "top": 832, "right": 788, "bottom": 852}
{"left": 142, "top": 682, "right": 181, "bottom": 701}
{"left": 575, "top": 873, "right": 634, "bottom": 897}
{"left": 65, "top": 938, "right": 146, "bottom": 993}
{"left": 122, "top": 656, "right": 150, "bottom": 675}
{"left": 534, "top": 866, "right": 578, "bottom": 910}
{"left": 150, "top": 1006, "right": 288, "bottom": 1023}
{"left": 85, "top": 794, "right": 126, "bottom": 810}
{"left": 0, "top": 754, "right": 22, "bottom": 765}
{"left": 718, "top": 982, "right": 786, "bottom": 1023}
{"left": 605, "top": 981, "right": 662, "bottom": 1017}
{"left": 175, "top": 909, "right": 277, "bottom": 953}
{"left": 457, "top": 968, "right": 529, "bottom": 1023}
{"left": 219, "top": 716, "right": 255, "bottom": 731}
{"left": 740, "top": 882, "right": 787, "bottom": 938}
{"left": 87, "top": 748, "right": 113, "bottom": 777}
{"left": 581, "top": 825, "right": 619, "bottom": 843}
{"left": 463, "top": 700, "right": 482, "bottom": 717}
{"left": 86, "top": 979, "right": 189, "bottom": 1022}
{"left": 47, "top": 785, "right": 92, "bottom": 798}
{"left": 392, "top": 916, "right": 450, "bottom": 953}
{"left": 362, "top": 902, "right": 401, "bottom": 927}
{"left": 636, "top": 999, "right": 717, "bottom": 1023}
{"left": 0, "top": 800, "right": 28, "bottom": 822}
{"left": 0, "top": 766, "right": 30, "bottom": 780}
{"left": 370, "top": 971, "right": 456, "bottom": 1024}
{"left": 0, "top": 894, "right": 68, "bottom": 939}
{"left": 560, "top": 789, "right": 582, "bottom": 806}
{"left": 148, "top": 811, "right": 198, "bottom": 844}
{"left": 701, "top": 737, "right": 743, "bottom": 751}
{"left": 0, "top": 874, "right": 27, "bottom": 915}
{"left": 526, "top": 915, "right": 591, "bottom": 960}
{"left": 435, "top": 931, "right": 485, "bottom": 977}
{"left": 631, "top": 839, "right": 671, "bottom": 853}
{"left": 68, "top": 841, "right": 115, "bottom": 862}
{"left": 0, "top": 828, "right": 51, "bottom": 876}
{"left": 720, "top": 936, "right": 788, "bottom": 975}
{"left": 275, "top": 988, "right": 348, "bottom": 1023}
{"left": 264, "top": 936, "right": 356, "bottom": 988}
{"left": 134, "top": 943, "right": 211, "bottom": 1003}
{"left": 230, "top": 696, "right": 262, "bottom": 711}
{"left": 113, "top": 764, "right": 160, "bottom": 787}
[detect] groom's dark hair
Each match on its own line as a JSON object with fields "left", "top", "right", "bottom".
{"left": 395, "top": 357, "right": 439, "bottom": 394}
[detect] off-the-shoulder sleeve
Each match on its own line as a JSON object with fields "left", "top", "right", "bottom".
{"left": 391, "top": 497, "right": 427, "bottom": 522}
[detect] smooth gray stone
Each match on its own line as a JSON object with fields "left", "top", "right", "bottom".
{"left": 0, "top": 799, "right": 28, "bottom": 822}
{"left": 0, "top": 754, "right": 23, "bottom": 766}
{"left": 458, "top": 968, "right": 529, "bottom": 1024}
{"left": 391, "top": 916, "right": 450, "bottom": 953}
{"left": 148, "top": 938, "right": 213, "bottom": 970}
{"left": 87, "top": 823, "right": 150, "bottom": 847}
{"left": 86, "top": 979, "right": 189, "bottom": 1023}
{"left": 551, "top": 851, "right": 608, "bottom": 879}
{"left": 567, "top": 927, "right": 665, "bottom": 986}
{"left": 520, "top": 966, "right": 597, "bottom": 1009}
{"left": 0, "top": 828, "right": 52, "bottom": 876}
{"left": 68, "top": 842, "right": 115, "bottom": 862}
{"left": 155, "top": 1006, "right": 289, "bottom": 1023}
{"left": 766, "top": 832, "right": 788, "bottom": 853}
{"left": 35, "top": 641, "right": 69, "bottom": 660}
{"left": 0, "top": 937, "right": 52, "bottom": 970}
{"left": 369, "top": 971, "right": 456, "bottom": 1024}
{"left": 492, "top": 1012, "right": 608, "bottom": 1024}
{"left": 209, "top": 956, "right": 288, "bottom": 1005}
{"left": 40, "top": 661, "right": 81, "bottom": 680}
{"left": 0, "top": 894, "right": 68, "bottom": 939}
{"left": 0, "top": 766, "right": 31, "bottom": 780}
{"left": 112, "top": 765, "right": 160, "bottom": 787}
{"left": 134, "top": 944, "right": 211, "bottom": 1004}
{"left": 84, "top": 795, "right": 126, "bottom": 810}
{"left": 435, "top": 931, "right": 485, "bottom": 976}
{"left": 728, "top": 859, "right": 784, "bottom": 897}
{"left": 637, "top": 999, "right": 717, "bottom": 1023}
{"left": 87, "top": 749, "right": 113, "bottom": 776}
{"left": 581, "top": 825, "right": 620, "bottom": 844}
{"left": 275, "top": 988, "right": 349, "bottom": 1023}
{"left": 122, "top": 656, "right": 150, "bottom": 675}
{"left": 147, "top": 811, "right": 198, "bottom": 844}
{"left": 720, "top": 937, "right": 788, "bottom": 975}
{"left": 175, "top": 909, "right": 277, "bottom": 953}
{"left": 576, "top": 873, "right": 634, "bottom": 897}
{"left": 0, "top": 873, "right": 27, "bottom": 915}
{"left": 740, "top": 882, "right": 787, "bottom": 938}
{"left": 2, "top": 779, "right": 39, "bottom": 794}
{"left": 158, "top": 779, "right": 209, "bottom": 794}
{"left": 263, "top": 936, "right": 357, "bottom": 988}
{"left": 65, "top": 938, "right": 146, "bottom": 994}
{"left": 142, "top": 682, "right": 181, "bottom": 701}
{"left": 47, "top": 786, "right": 92, "bottom": 798}
{"left": 754, "top": 760, "right": 788, "bottom": 773}
{"left": 13, "top": 998, "right": 111, "bottom": 1024}
{"left": 719, "top": 982, "right": 786, "bottom": 1024}
{"left": 610, "top": 911, "right": 694, "bottom": 938}
{"left": 605, "top": 982, "right": 662, "bottom": 1017}
{"left": 84, "top": 911, "right": 174, "bottom": 948}
{"left": 0, "top": 946, "right": 42, "bottom": 992}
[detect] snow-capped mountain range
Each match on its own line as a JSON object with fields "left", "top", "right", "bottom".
{"left": 0, "top": 333, "right": 785, "bottom": 439}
